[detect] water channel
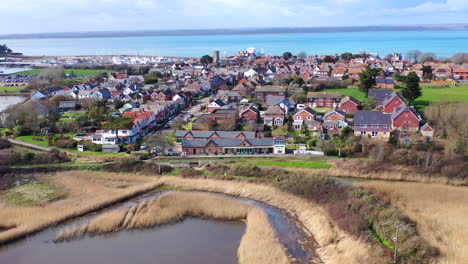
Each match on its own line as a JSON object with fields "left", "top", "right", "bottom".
{"left": 0, "top": 190, "right": 321, "bottom": 264}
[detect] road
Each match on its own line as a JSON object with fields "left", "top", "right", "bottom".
{"left": 161, "top": 96, "right": 210, "bottom": 133}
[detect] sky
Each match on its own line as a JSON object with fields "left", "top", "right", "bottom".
{"left": 1, "top": 0, "right": 468, "bottom": 34}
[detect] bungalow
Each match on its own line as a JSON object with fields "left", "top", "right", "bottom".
{"left": 263, "top": 105, "right": 285, "bottom": 127}
{"left": 354, "top": 111, "right": 392, "bottom": 139}
{"left": 307, "top": 92, "right": 342, "bottom": 108}
{"left": 31, "top": 86, "right": 65, "bottom": 100}
{"left": 338, "top": 96, "right": 360, "bottom": 114}
{"left": 181, "top": 136, "right": 285, "bottom": 155}
{"left": 323, "top": 108, "right": 347, "bottom": 122}
{"left": 453, "top": 65, "right": 468, "bottom": 80}
{"left": 432, "top": 65, "right": 453, "bottom": 79}
{"left": 391, "top": 106, "right": 421, "bottom": 131}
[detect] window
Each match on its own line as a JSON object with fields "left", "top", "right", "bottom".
{"left": 360, "top": 131, "right": 366, "bottom": 136}
{"left": 307, "top": 116, "right": 312, "bottom": 120}
{"left": 371, "top": 131, "right": 378, "bottom": 137}
{"left": 297, "top": 116, "right": 302, "bottom": 120}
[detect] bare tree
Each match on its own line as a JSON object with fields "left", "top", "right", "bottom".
{"left": 452, "top": 53, "right": 468, "bottom": 64}
{"left": 418, "top": 52, "right": 437, "bottom": 63}
{"left": 297, "top": 51, "right": 307, "bottom": 60}
{"left": 405, "top": 50, "right": 422, "bottom": 62}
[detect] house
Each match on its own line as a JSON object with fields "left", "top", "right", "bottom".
{"left": 58, "top": 101, "right": 77, "bottom": 112}
{"left": 181, "top": 136, "right": 285, "bottom": 155}
{"left": 383, "top": 92, "right": 406, "bottom": 114}
{"left": 95, "top": 88, "right": 111, "bottom": 99}
{"left": 338, "top": 96, "right": 360, "bottom": 114}
{"left": 255, "top": 86, "right": 286, "bottom": 101}
{"left": 35, "top": 100, "right": 58, "bottom": 117}
{"left": 94, "top": 121, "right": 140, "bottom": 145}
{"left": 307, "top": 92, "right": 342, "bottom": 108}
{"left": 375, "top": 78, "right": 395, "bottom": 89}
{"left": 265, "top": 95, "right": 295, "bottom": 114}
{"left": 31, "top": 86, "right": 64, "bottom": 100}
{"left": 323, "top": 108, "right": 346, "bottom": 121}
{"left": 293, "top": 107, "right": 316, "bottom": 130}
{"left": 354, "top": 111, "right": 392, "bottom": 139}
{"left": 102, "top": 144, "right": 120, "bottom": 153}
{"left": 240, "top": 105, "right": 260, "bottom": 124}
{"left": 232, "top": 82, "right": 254, "bottom": 96}
{"left": 368, "top": 89, "right": 394, "bottom": 107}
{"left": 420, "top": 123, "right": 434, "bottom": 139}
{"left": 263, "top": 105, "right": 285, "bottom": 127}
{"left": 432, "top": 65, "right": 453, "bottom": 79}
{"left": 453, "top": 65, "right": 468, "bottom": 80}
{"left": 207, "top": 99, "right": 227, "bottom": 112}
{"left": 391, "top": 106, "right": 421, "bottom": 131}
{"left": 332, "top": 67, "right": 346, "bottom": 79}
{"left": 348, "top": 68, "right": 363, "bottom": 80}
{"left": 192, "top": 114, "right": 214, "bottom": 130}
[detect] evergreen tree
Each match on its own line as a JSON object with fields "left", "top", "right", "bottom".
{"left": 358, "top": 66, "right": 381, "bottom": 95}
{"left": 402, "top": 72, "right": 422, "bottom": 103}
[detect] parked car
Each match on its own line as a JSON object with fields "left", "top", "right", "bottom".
{"left": 167, "top": 149, "right": 179, "bottom": 156}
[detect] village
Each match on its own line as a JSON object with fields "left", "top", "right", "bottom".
{"left": 1, "top": 49, "right": 467, "bottom": 157}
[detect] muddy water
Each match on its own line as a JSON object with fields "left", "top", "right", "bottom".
{"left": 0, "top": 190, "right": 320, "bottom": 264}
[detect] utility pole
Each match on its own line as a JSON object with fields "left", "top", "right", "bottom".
{"left": 393, "top": 225, "right": 400, "bottom": 263}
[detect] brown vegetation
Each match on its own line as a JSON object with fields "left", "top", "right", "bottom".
{"left": 361, "top": 181, "right": 468, "bottom": 264}
{"left": 55, "top": 192, "right": 290, "bottom": 264}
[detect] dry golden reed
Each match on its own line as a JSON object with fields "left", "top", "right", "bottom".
{"left": 55, "top": 192, "right": 290, "bottom": 264}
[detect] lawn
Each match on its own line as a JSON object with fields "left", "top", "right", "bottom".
{"left": 15, "top": 134, "right": 126, "bottom": 157}
{"left": 11, "top": 69, "right": 111, "bottom": 77}
{"left": 396, "top": 85, "right": 468, "bottom": 112}
{"left": 0, "top": 85, "right": 28, "bottom": 93}
{"left": 323, "top": 88, "right": 366, "bottom": 101}
{"left": 2, "top": 182, "right": 64, "bottom": 206}
{"left": 238, "top": 159, "right": 332, "bottom": 169}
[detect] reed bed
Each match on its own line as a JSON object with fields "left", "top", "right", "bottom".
{"left": 361, "top": 181, "right": 468, "bottom": 264}
{"left": 55, "top": 192, "right": 290, "bottom": 264}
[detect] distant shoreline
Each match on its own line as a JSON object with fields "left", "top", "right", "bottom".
{"left": 1, "top": 25, "right": 468, "bottom": 40}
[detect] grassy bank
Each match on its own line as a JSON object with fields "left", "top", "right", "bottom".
{"left": 56, "top": 192, "right": 290, "bottom": 264}
{"left": 361, "top": 181, "right": 468, "bottom": 263}
{"left": 238, "top": 159, "right": 332, "bottom": 169}
{"left": 11, "top": 69, "right": 111, "bottom": 76}
{"left": 2, "top": 182, "right": 63, "bottom": 207}
{"left": 0, "top": 85, "right": 28, "bottom": 93}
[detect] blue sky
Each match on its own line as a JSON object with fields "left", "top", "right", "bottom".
{"left": 1, "top": 0, "right": 467, "bottom": 34}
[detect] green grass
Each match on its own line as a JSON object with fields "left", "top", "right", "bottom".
{"left": 238, "top": 159, "right": 332, "bottom": 169}
{"left": 323, "top": 88, "right": 366, "bottom": 101}
{"left": 2, "top": 182, "right": 64, "bottom": 206}
{"left": 11, "top": 69, "right": 111, "bottom": 77}
{"left": 396, "top": 85, "right": 468, "bottom": 112}
{"left": 0, "top": 85, "right": 28, "bottom": 93}
{"left": 15, "top": 134, "right": 126, "bottom": 157}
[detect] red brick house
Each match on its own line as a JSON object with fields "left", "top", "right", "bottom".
{"left": 207, "top": 99, "right": 227, "bottom": 113}
{"left": 307, "top": 92, "right": 342, "bottom": 108}
{"left": 255, "top": 86, "right": 286, "bottom": 101}
{"left": 338, "top": 96, "right": 360, "bottom": 114}
{"left": 324, "top": 108, "right": 346, "bottom": 121}
{"left": 375, "top": 78, "right": 395, "bottom": 89}
{"left": 391, "top": 107, "right": 421, "bottom": 130}
{"left": 294, "top": 107, "right": 316, "bottom": 121}
{"left": 453, "top": 65, "right": 468, "bottom": 80}
{"left": 383, "top": 93, "right": 406, "bottom": 114}
{"left": 151, "top": 90, "right": 174, "bottom": 102}
{"left": 241, "top": 105, "right": 259, "bottom": 124}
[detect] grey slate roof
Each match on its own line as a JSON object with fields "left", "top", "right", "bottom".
{"left": 368, "top": 89, "right": 394, "bottom": 102}
{"left": 176, "top": 130, "right": 256, "bottom": 139}
{"left": 182, "top": 138, "right": 274, "bottom": 148}
{"left": 354, "top": 111, "right": 391, "bottom": 126}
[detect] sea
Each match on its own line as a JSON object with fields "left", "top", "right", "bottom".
{"left": 1, "top": 30, "right": 467, "bottom": 58}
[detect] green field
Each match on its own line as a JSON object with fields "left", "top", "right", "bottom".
{"left": 323, "top": 88, "right": 366, "bottom": 101}
{"left": 2, "top": 182, "right": 64, "bottom": 206}
{"left": 396, "top": 85, "right": 468, "bottom": 112}
{"left": 238, "top": 159, "right": 332, "bottom": 169}
{"left": 15, "top": 134, "right": 125, "bottom": 157}
{"left": 0, "top": 85, "right": 28, "bottom": 93}
{"left": 11, "top": 69, "right": 111, "bottom": 76}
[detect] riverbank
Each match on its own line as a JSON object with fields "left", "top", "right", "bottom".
{"left": 0, "top": 171, "right": 367, "bottom": 263}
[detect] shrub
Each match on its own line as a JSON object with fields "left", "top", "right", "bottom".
{"left": 55, "top": 139, "right": 77, "bottom": 149}
{"left": 180, "top": 168, "right": 205, "bottom": 178}
{"left": 0, "top": 138, "right": 12, "bottom": 150}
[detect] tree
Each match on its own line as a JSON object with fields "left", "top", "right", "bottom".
{"left": 418, "top": 52, "right": 436, "bottom": 63}
{"left": 323, "top": 56, "right": 336, "bottom": 63}
{"left": 358, "top": 66, "right": 381, "bottom": 94}
{"left": 143, "top": 132, "right": 169, "bottom": 154}
{"left": 402, "top": 72, "right": 422, "bottom": 103}
{"left": 282, "top": 52, "right": 293, "bottom": 59}
{"left": 421, "top": 65, "right": 433, "bottom": 81}
{"left": 113, "top": 99, "right": 124, "bottom": 110}
{"left": 452, "top": 53, "right": 468, "bottom": 64}
{"left": 0, "top": 44, "right": 12, "bottom": 54}
{"left": 340, "top": 52, "right": 353, "bottom": 61}
{"left": 200, "top": 55, "right": 213, "bottom": 65}
{"left": 361, "top": 96, "right": 377, "bottom": 110}
{"left": 297, "top": 51, "right": 307, "bottom": 60}
{"left": 102, "top": 117, "right": 135, "bottom": 145}
{"left": 406, "top": 50, "right": 422, "bottom": 63}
